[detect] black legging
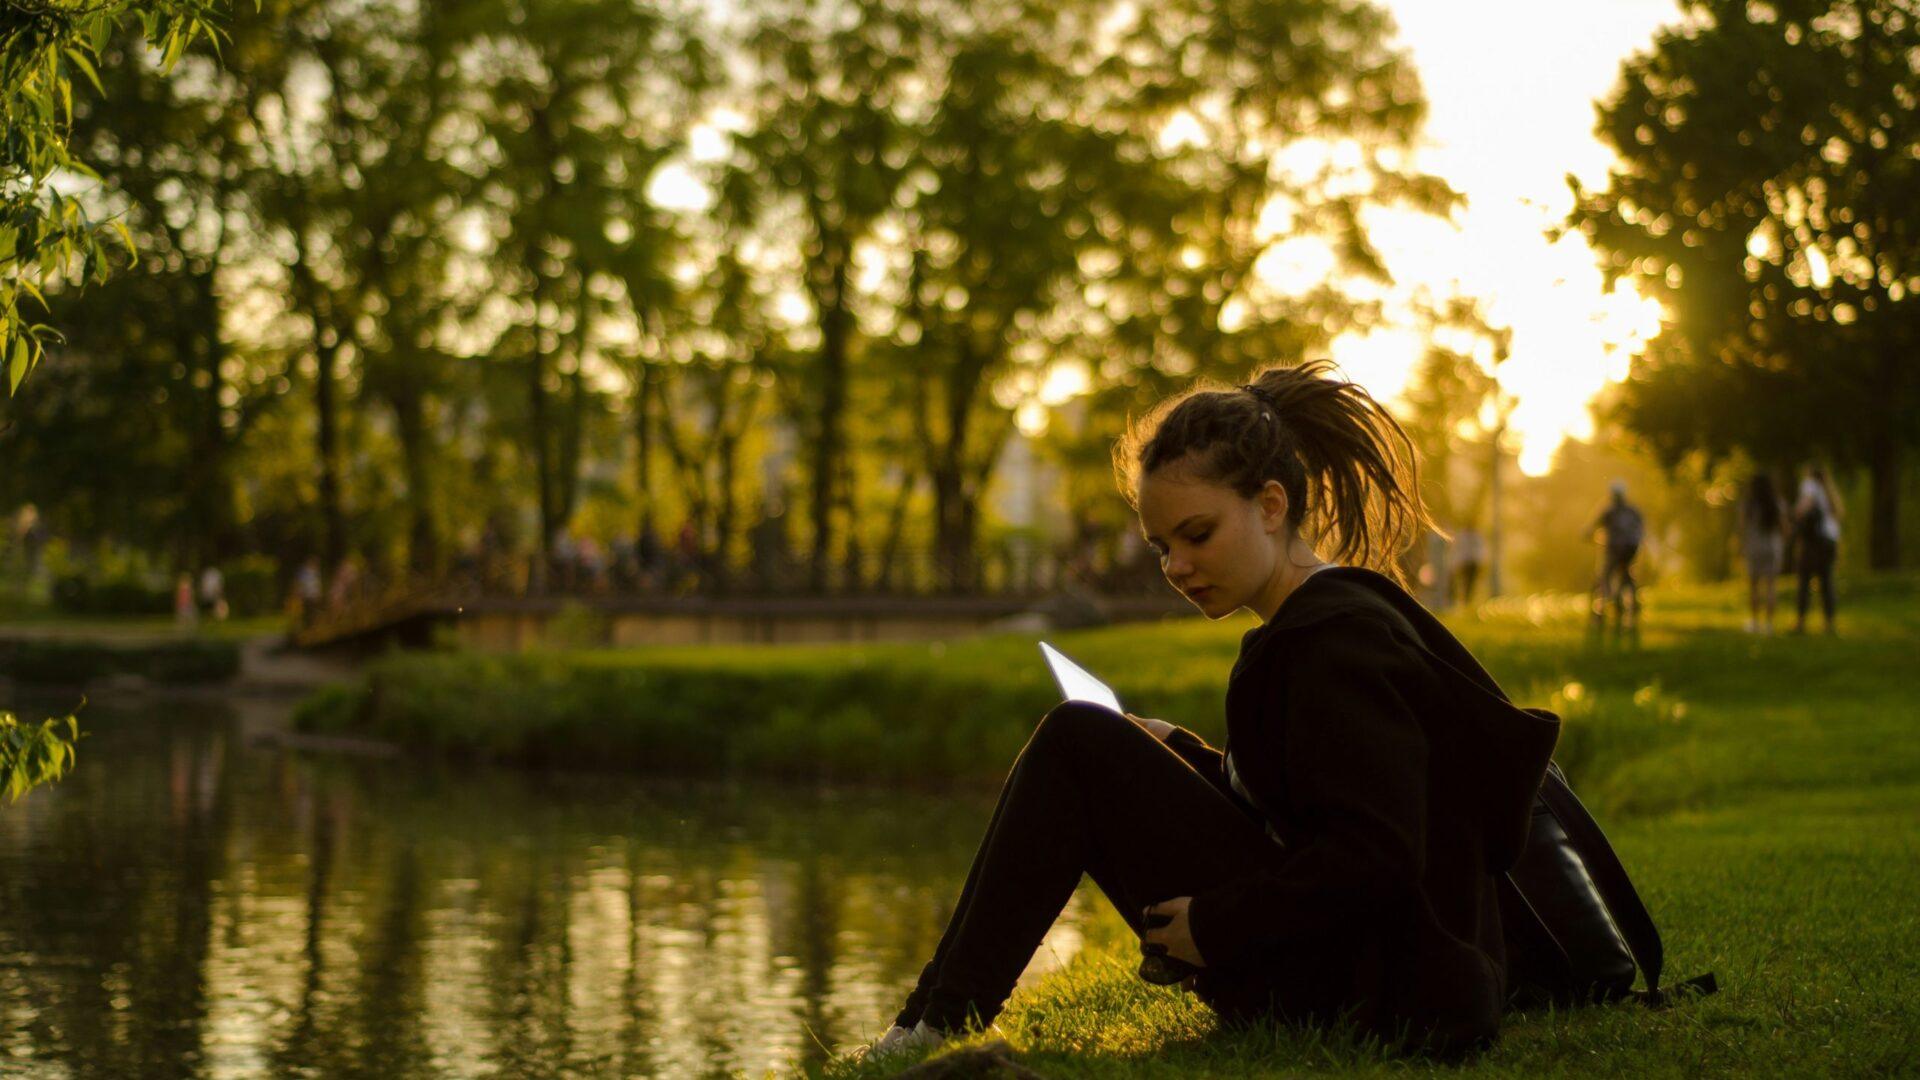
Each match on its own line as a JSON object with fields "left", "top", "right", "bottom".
{"left": 1797, "top": 534, "right": 1837, "bottom": 628}
{"left": 894, "top": 702, "right": 1286, "bottom": 1032}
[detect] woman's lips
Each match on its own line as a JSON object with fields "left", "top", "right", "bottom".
{"left": 1188, "top": 587, "right": 1212, "bottom": 601}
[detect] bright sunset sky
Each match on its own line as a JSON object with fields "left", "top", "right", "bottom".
{"left": 1018, "top": 1, "right": 1686, "bottom": 473}
{"left": 1303, "top": 0, "right": 1683, "bottom": 474}
{"left": 660, "top": 1, "right": 1687, "bottom": 476}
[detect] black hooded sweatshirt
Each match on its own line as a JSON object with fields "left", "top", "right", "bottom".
{"left": 1164, "top": 567, "right": 1559, "bottom": 1053}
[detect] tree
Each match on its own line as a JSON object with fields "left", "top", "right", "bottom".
{"left": 0, "top": 709, "right": 77, "bottom": 803}
{"left": 48, "top": 13, "right": 283, "bottom": 569}
{"left": 1094, "top": 0, "right": 1457, "bottom": 389}
{"left": 894, "top": 0, "right": 1176, "bottom": 590}
{"left": 234, "top": 0, "right": 479, "bottom": 576}
{"left": 468, "top": 0, "right": 711, "bottom": 567}
{"left": 1570, "top": 0, "right": 1920, "bottom": 569}
{"left": 649, "top": 244, "right": 781, "bottom": 593}
{"left": 732, "top": 0, "right": 921, "bottom": 591}
{"left": 1402, "top": 297, "right": 1503, "bottom": 531}
{"left": 1034, "top": 0, "right": 1454, "bottom": 549}
{"left": 2, "top": 0, "right": 218, "bottom": 393}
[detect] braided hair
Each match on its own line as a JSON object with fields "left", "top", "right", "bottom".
{"left": 1113, "top": 360, "right": 1433, "bottom": 583}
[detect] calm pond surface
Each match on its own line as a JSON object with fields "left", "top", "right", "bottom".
{"left": 0, "top": 694, "right": 1089, "bottom": 1079}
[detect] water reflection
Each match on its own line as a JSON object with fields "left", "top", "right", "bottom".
{"left": 0, "top": 696, "right": 1087, "bottom": 1078}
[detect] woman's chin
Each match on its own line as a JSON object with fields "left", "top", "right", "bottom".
{"left": 1188, "top": 589, "right": 1226, "bottom": 615}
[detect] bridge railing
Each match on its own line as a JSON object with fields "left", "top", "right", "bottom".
{"left": 290, "top": 539, "right": 1177, "bottom": 646}
{"left": 439, "top": 540, "right": 1171, "bottom": 602}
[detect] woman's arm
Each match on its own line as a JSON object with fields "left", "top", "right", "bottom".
{"left": 1793, "top": 479, "right": 1816, "bottom": 519}
{"left": 1126, "top": 713, "right": 1177, "bottom": 741}
{"left": 1130, "top": 713, "right": 1237, "bottom": 805}
{"left": 1182, "top": 616, "right": 1430, "bottom": 966}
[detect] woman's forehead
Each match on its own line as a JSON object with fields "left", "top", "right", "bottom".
{"left": 1137, "top": 469, "right": 1235, "bottom": 527}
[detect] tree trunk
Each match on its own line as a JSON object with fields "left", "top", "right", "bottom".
{"left": 930, "top": 466, "right": 979, "bottom": 593}
{"left": 928, "top": 341, "right": 987, "bottom": 594}
{"left": 179, "top": 267, "right": 229, "bottom": 570}
{"left": 714, "top": 417, "right": 741, "bottom": 595}
{"left": 391, "top": 387, "right": 436, "bottom": 575}
{"left": 554, "top": 282, "right": 590, "bottom": 533}
{"left": 876, "top": 468, "right": 917, "bottom": 593}
{"left": 807, "top": 253, "right": 851, "bottom": 593}
{"left": 1867, "top": 426, "right": 1901, "bottom": 570}
{"left": 314, "top": 327, "right": 346, "bottom": 581}
{"left": 654, "top": 370, "right": 714, "bottom": 590}
{"left": 633, "top": 359, "right": 656, "bottom": 541}
{"left": 1487, "top": 421, "right": 1504, "bottom": 599}
{"left": 556, "top": 362, "right": 585, "bottom": 532}
{"left": 526, "top": 261, "right": 554, "bottom": 571}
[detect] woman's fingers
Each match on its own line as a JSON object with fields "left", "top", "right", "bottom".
{"left": 1140, "top": 897, "right": 1204, "bottom": 968}
{"left": 1126, "top": 714, "right": 1175, "bottom": 741}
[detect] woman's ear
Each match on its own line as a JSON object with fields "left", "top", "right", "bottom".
{"left": 1259, "top": 480, "right": 1290, "bottom": 534}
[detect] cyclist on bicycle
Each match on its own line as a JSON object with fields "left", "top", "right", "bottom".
{"left": 1591, "top": 480, "right": 1644, "bottom": 626}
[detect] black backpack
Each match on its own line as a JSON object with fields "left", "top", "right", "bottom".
{"left": 1499, "top": 762, "right": 1719, "bottom": 1009}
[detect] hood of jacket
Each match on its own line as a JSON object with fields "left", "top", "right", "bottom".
{"left": 1235, "top": 566, "right": 1560, "bottom": 871}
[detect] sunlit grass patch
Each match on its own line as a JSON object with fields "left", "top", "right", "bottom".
{"left": 807, "top": 573, "right": 1920, "bottom": 1077}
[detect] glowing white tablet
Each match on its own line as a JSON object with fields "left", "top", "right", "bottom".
{"left": 1039, "top": 641, "right": 1124, "bottom": 714}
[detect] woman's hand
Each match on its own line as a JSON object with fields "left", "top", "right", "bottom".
{"left": 1142, "top": 897, "right": 1205, "bottom": 968}
{"left": 1126, "top": 713, "right": 1175, "bottom": 742}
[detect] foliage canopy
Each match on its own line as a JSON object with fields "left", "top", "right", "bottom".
{"left": 1, "top": 0, "right": 220, "bottom": 393}
{"left": 1570, "top": 0, "right": 1920, "bottom": 567}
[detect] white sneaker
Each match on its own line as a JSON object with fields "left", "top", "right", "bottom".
{"left": 855, "top": 1020, "right": 949, "bottom": 1061}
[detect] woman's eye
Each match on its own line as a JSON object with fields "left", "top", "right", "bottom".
{"left": 1188, "top": 531, "right": 1211, "bottom": 545}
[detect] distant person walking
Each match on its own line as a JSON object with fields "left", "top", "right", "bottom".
{"left": 173, "top": 573, "right": 198, "bottom": 630}
{"left": 1592, "top": 481, "right": 1644, "bottom": 625}
{"left": 198, "top": 565, "right": 228, "bottom": 621}
{"left": 293, "top": 558, "right": 323, "bottom": 626}
{"left": 1737, "top": 474, "right": 1788, "bottom": 634}
{"left": 1791, "top": 465, "right": 1843, "bottom": 635}
{"left": 1450, "top": 526, "right": 1485, "bottom": 606}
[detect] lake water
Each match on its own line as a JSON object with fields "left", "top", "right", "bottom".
{"left": 0, "top": 695, "right": 1089, "bottom": 1078}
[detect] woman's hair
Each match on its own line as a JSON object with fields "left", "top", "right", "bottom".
{"left": 1746, "top": 473, "right": 1781, "bottom": 531}
{"left": 1810, "top": 464, "right": 1844, "bottom": 517}
{"left": 1112, "top": 359, "right": 1434, "bottom": 582}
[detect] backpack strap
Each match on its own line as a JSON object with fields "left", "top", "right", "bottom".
{"left": 1535, "top": 775, "right": 1664, "bottom": 990}
{"left": 1635, "top": 972, "right": 1720, "bottom": 1008}
{"left": 1537, "top": 770, "right": 1718, "bottom": 1006}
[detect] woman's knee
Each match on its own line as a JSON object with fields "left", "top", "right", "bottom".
{"left": 1025, "top": 701, "right": 1133, "bottom": 761}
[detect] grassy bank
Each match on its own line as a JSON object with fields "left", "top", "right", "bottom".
{"left": 820, "top": 574, "right": 1920, "bottom": 1077}
{"left": 294, "top": 618, "right": 1245, "bottom": 783}
{"left": 299, "top": 577, "right": 1920, "bottom": 1075}
{"left": 0, "top": 634, "right": 242, "bottom": 685}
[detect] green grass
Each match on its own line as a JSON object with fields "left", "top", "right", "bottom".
{"left": 0, "top": 612, "right": 284, "bottom": 642}
{"left": 297, "top": 576, "right": 1920, "bottom": 1074}
{"left": 804, "top": 575, "right": 1920, "bottom": 1077}
{"left": 294, "top": 616, "right": 1253, "bottom": 782}
{"left": 0, "top": 633, "right": 243, "bottom": 684}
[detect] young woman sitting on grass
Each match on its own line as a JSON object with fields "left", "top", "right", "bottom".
{"left": 863, "top": 361, "right": 1561, "bottom": 1063}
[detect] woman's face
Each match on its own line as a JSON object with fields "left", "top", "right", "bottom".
{"left": 1136, "top": 459, "right": 1288, "bottom": 619}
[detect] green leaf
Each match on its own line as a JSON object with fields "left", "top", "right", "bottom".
{"left": 63, "top": 47, "right": 103, "bottom": 97}
{"left": 160, "top": 30, "right": 187, "bottom": 73}
{"left": 8, "top": 336, "right": 28, "bottom": 393}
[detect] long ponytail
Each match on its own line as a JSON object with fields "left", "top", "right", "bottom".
{"left": 1113, "top": 360, "right": 1433, "bottom": 583}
